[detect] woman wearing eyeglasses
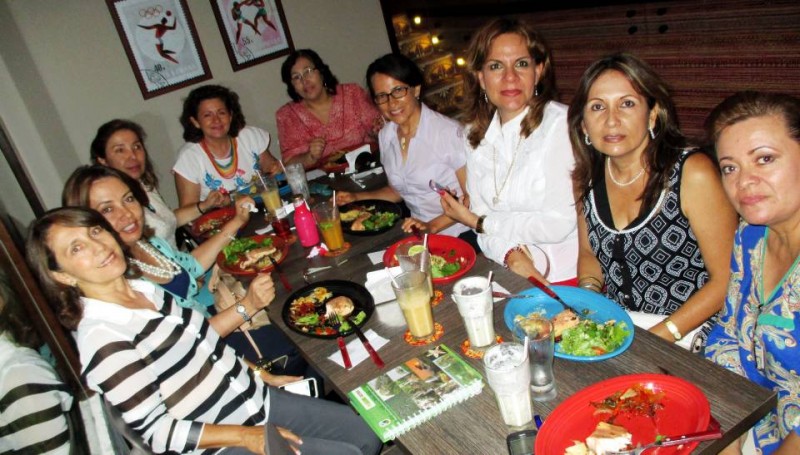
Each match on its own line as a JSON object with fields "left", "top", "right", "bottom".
{"left": 276, "top": 49, "right": 381, "bottom": 169}
{"left": 705, "top": 92, "right": 800, "bottom": 455}
{"left": 335, "top": 53, "right": 469, "bottom": 237}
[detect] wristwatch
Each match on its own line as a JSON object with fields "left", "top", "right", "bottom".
{"left": 235, "top": 302, "right": 251, "bottom": 322}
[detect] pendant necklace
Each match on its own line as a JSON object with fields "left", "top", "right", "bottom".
{"left": 492, "top": 136, "right": 522, "bottom": 206}
{"left": 606, "top": 157, "right": 644, "bottom": 187}
{"left": 201, "top": 137, "right": 238, "bottom": 179}
{"left": 130, "top": 241, "right": 181, "bottom": 280}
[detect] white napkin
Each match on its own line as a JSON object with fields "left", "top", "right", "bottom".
{"left": 305, "top": 169, "right": 327, "bottom": 180}
{"left": 328, "top": 329, "right": 389, "bottom": 369}
{"left": 367, "top": 250, "right": 385, "bottom": 265}
{"left": 627, "top": 312, "right": 699, "bottom": 351}
{"left": 255, "top": 225, "right": 274, "bottom": 235}
{"left": 345, "top": 145, "right": 372, "bottom": 173}
{"left": 365, "top": 266, "right": 402, "bottom": 304}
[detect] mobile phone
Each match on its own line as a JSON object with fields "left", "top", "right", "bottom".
{"left": 429, "top": 179, "right": 456, "bottom": 197}
{"left": 279, "top": 377, "right": 318, "bottom": 397}
{"left": 506, "top": 429, "right": 537, "bottom": 455}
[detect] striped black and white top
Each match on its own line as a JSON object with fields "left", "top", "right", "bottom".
{"left": 0, "top": 332, "right": 72, "bottom": 454}
{"left": 76, "top": 280, "right": 269, "bottom": 454}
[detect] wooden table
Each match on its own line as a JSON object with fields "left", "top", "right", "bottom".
{"left": 253, "top": 218, "right": 775, "bottom": 454}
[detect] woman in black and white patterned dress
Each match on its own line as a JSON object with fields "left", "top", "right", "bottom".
{"left": 567, "top": 53, "right": 738, "bottom": 351}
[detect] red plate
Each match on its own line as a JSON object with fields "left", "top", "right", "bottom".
{"left": 190, "top": 207, "right": 235, "bottom": 239}
{"left": 216, "top": 234, "right": 290, "bottom": 277}
{"left": 382, "top": 234, "right": 476, "bottom": 284}
{"left": 536, "top": 374, "right": 710, "bottom": 455}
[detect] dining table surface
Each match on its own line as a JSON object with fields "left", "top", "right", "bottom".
{"left": 233, "top": 174, "right": 777, "bottom": 455}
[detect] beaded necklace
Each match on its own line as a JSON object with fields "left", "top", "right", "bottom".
{"left": 130, "top": 240, "right": 181, "bottom": 280}
{"left": 201, "top": 137, "right": 238, "bottom": 179}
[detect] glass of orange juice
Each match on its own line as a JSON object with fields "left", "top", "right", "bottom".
{"left": 312, "top": 202, "right": 345, "bottom": 251}
{"left": 260, "top": 173, "right": 282, "bottom": 216}
{"left": 391, "top": 270, "right": 435, "bottom": 340}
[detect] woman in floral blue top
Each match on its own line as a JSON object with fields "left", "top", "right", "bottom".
{"left": 705, "top": 91, "right": 800, "bottom": 455}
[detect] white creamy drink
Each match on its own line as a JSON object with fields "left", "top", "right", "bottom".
{"left": 483, "top": 343, "right": 532, "bottom": 427}
{"left": 452, "top": 276, "right": 495, "bottom": 348}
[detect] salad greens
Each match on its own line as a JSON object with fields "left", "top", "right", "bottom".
{"left": 337, "top": 311, "right": 366, "bottom": 332}
{"left": 361, "top": 211, "right": 398, "bottom": 231}
{"left": 222, "top": 237, "right": 274, "bottom": 264}
{"left": 559, "top": 320, "right": 629, "bottom": 356}
{"left": 429, "top": 249, "right": 461, "bottom": 278}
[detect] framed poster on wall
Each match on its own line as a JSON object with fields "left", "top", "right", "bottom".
{"left": 106, "top": 0, "right": 212, "bottom": 99}
{"left": 211, "top": 0, "right": 294, "bottom": 71}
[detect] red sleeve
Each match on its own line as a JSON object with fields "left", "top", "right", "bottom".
{"left": 276, "top": 104, "right": 309, "bottom": 161}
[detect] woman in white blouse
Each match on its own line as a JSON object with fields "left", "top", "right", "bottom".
{"left": 441, "top": 18, "right": 578, "bottom": 283}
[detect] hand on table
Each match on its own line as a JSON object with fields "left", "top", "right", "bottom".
{"left": 402, "top": 217, "right": 429, "bottom": 233}
{"left": 505, "top": 248, "right": 550, "bottom": 284}
{"left": 335, "top": 191, "right": 356, "bottom": 206}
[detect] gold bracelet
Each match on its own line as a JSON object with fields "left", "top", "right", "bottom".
{"left": 664, "top": 320, "right": 682, "bottom": 341}
{"left": 579, "top": 276, "right": 603, "bottom": 286}
{"left": 579, "top": 282, "right": 602, "bottom": 292}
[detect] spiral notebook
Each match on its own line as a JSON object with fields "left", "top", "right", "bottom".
{"left": 347, "top": 344, "right": 484, "bottom": 442}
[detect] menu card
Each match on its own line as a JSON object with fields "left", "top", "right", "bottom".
{"left": 348, "top": 344, "right": 484, "bottom": 442}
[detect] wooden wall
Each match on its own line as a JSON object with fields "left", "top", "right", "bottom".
{"left": 381, "top": 0, "right": 800, "bottom": 140}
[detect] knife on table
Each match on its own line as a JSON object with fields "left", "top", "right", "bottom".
{"left": 347, "top": 316, "right": 385, "bottom": 368}
{"left": 268, "top": 256, "right": 292, "bottom": 292}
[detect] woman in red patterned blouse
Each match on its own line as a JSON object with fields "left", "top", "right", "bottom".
{"left": 276, "top": 49, "right": 381, "bottom": 169}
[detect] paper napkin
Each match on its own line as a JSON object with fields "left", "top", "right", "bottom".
{"left": 328, "top": 329, "right": 389, "bottom": 369}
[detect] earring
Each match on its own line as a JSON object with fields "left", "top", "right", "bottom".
{"left": 584, "top": 134, "right": 591, "bottom": 146}
{"left": 535, "top": 87, "right": 538, "bottom": 97}
{"left": 649, "top": 126, "right": 656, "bottom": 139}
{"left": 483, "top": 91, "right": 488, "bottom": 103}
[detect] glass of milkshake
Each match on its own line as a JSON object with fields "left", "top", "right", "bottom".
{"left": 483, "top": 343, "right": 533, "bottom": 427}
{"left": 391, "top": 270, "right": 435, "bottom": 340}
{"left": 452, "top": 276, "right": 496, "bottom": 352}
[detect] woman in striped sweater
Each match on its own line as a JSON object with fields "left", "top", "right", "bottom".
{"left": 26, "top": 207, "right": 381, "bottom": 455}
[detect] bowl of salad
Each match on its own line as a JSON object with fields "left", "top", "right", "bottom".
{"left": 382, "top": 234, "right": 476, "bottom": 284}
{"left": 504, "top": 286, "right": 634, "bottom": 362}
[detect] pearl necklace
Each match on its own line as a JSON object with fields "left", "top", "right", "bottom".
{"left": 130, "top": 241, "right": 181, "bottom": 279}
{"left": 606, "top": 157, "right": 645, "bottom": 187}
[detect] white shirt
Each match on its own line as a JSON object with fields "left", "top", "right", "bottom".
{"left": 465, "top": 102, "right": 578, "bottom": 282}
{"left": 172, "top": 126, "right": 269, "bottom": 201}
{"left": 144, "top": 186, "right": 178, "bottom": 250}
{"left": 0, "top": 332, "right": 72, "bottom": 454}
{"left": 381, "top": 104, "right": 469, "bottom": 237}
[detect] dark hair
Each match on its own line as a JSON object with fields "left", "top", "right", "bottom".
{"left": 0, "top": 268, "right": 41, "bottom": 348}
{"left": 26, "top": 207, "right": 135, "bottom": 331}
{"left": 63, "top": 165, "right": 150, "bottom": 209}
{"left": 568, "top": 52, "right": 686, "bottom": 214}
{"left": 179, "top": 85, "right": 247, "bottom": 142}
{"left": 90, "top": 119, "right": 159, "bottom": 189}
{"left": 365, "top": 53, "right": 424, "bottom": 99}
{"left": 280, "top": 49, "right": 339, "bottom": 102}
{"left": 705, "top": 91, "right": 800, "bottom": 152}
{"left": 462, "top": 18, "right": 557, "bottom": 149}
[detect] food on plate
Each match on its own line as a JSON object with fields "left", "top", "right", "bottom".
{"left": 222, "top": 237, "right": 279, "bottom": 270}
{"left": 513, "top": 311, "right": 629, "bottom": 357}
{"left": 429, "top": 250, "right": 462, "bottom": 278}
{"left": 326, "top": 296, "right": 355, "bottom": 316}
{"left": 552, "top": 309, "right": 581, "bottom": 338}
{"left": 288, "top": 287, "right": 366, "bottom": 335}
{"left": 591, "top": 383, "right": 665, "bottom": 422}
{"left": 565, "top": 422, "right": 633, "bottom": 455}
{"left": 195, "top": 213, "right": 233, "bottom": 237}
{"left": 341, "top": 205, "right": 399, "bottom": 231}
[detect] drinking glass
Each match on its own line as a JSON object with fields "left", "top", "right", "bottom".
{"left": 452, "top": 276, "right": 496, "bottom": 349}
{"left": 395, "top": 241, "right": 433, "bottom": 296}
{"left": 483, "top": 343, "right": 533, "bottom": 427}
{"left": 312, "top": 202, "right": 345, "bottom": 251}
{"left": 513, "top": 316, "right": 557, "bottom": 401}
{"left": 285, "top": 162, "right": 311, "bottom": 200}
{"left": 390, "top": 270, "right": 435, "bottom": 340}
{"left": 260, "top": 173, "right": 282, "bottom": 215}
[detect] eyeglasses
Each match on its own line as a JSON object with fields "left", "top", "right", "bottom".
{"left": 373, "top": 86, "right": 410, "bottom": 104}
{"left": 290, "top": 67, "right": 317, "bottom": 83}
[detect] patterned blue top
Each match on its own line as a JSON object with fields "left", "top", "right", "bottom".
{"left": 705, "top": 222, "right": 800, "bottom": 454}
{"left": 147, "top": 236, "right": 210, "bottom": 316}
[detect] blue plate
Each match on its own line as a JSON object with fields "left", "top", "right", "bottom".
{"left": 503, "top": 286, "right": 634, "bottom": 362}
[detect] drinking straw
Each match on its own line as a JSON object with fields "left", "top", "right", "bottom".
{"left": 278, "top": 158, "right": 288, "bottom": 174}
{"left": 332, "top": 190, "right": 336, "bottom": 209}
{"left": 256, "top": 170, "right": 269, "bottom": 189}
{"left": 487, "top": 270, "right": 493, "bottom": 285}
{"left": 523, "top": 335, "right": 530, "bottom": 361}
{"left": 385, "top": 267, "right": 400, "bottom": 287}
{"left": 423, "top": 233, "right": 429, "bottom": 249}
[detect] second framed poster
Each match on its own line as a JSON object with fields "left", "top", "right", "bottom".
{"left": 211, "top": 0, "right": 295, "bottom": 71}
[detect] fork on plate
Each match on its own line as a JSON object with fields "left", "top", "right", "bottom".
{"left": 608, "top": 428, "right": 722, "bottom": 455}
{"left": 327, "top": 312, "right": 352, "bottom": 369}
